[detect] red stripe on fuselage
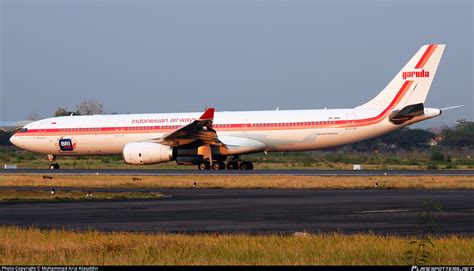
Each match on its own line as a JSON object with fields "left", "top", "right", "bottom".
{"left": 17, "top": 79, "right": 414, "bottom": 137}
{"left": 352, "top": 80, "right": 413, "bottom": 125}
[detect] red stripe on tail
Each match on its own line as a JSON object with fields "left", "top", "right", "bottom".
{"left": 415, "top": 44, "right": 436, "bottom": 69}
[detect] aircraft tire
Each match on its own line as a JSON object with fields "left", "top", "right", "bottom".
{"left": 239, "top": 161, "right": 253, "bottom": 170}
{"left": 226, "top": 161, "right": 238, "bottom": 170}
{"left": 211, "top": 162, "right": 221, "bottom": 170}
{"left": 198, "top": 161, "right": 210, "bottom": 170}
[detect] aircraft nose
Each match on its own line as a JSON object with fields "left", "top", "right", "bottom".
{"left": 10, "top": 134, "right": 19, "bottom": 146}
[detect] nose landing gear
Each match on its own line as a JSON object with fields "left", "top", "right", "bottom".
{"left": 48, "top": 155, "right": 60, "bottom": 170}
{"left": 49, "top": 164, "right": 60, "bottom": 170}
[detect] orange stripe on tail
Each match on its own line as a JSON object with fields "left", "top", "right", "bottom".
{"left": 415, "top": 44, "right": 437, "bottom": 69}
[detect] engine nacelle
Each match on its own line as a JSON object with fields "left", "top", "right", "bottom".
{"left": 123, "top": 142, "right": 175, "bottom": 165}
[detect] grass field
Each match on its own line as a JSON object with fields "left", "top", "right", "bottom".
{"left": 0, "top": 174, "right": 471, "bottom": 265}
{"left": 0, "top": 175, "right": 472, "bottom": 190}
{"left": 0, "top": 227, "right": 471, "bottom": 265}
{"left": 0, "top": 190, "right": 162, "bottom": 201}
{"left": 1, "top": 146, "right": 472, "bottom": 170}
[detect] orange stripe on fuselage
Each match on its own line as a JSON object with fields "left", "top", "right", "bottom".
{"left": 18, "top": 80, "right": 414, "bottom": 137}
{"left": 346, "top": 80, "right": 413, "bottom": 127}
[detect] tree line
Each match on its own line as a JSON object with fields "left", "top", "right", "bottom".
{"left": 54, "top": 100, "right": 104, "bottom": 117}
{"left": 349, "top": 119, "right": 473, "bottom": 152}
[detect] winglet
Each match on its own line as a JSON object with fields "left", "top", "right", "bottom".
{"left": 199, "top": 107, "right": 214, "bottom": 120}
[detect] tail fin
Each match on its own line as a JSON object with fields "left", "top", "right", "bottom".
{"left": 357, "top": 44, "right": 446, "bottom": 110}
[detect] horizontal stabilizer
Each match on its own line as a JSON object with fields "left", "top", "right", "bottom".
{"left": 389, "top": 103, "right": 425, "bottom": 125}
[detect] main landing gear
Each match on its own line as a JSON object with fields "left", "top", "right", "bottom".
{"left": 227, "top": 160, "right": 253, "bottom": 170}
{"left": 48, "top": 154, "right": 60, "bottom": 170}
{"left": 197, "top": 160, "right": 226, "bottom": 170}
{"left": 197, "top": 156, "right": 254, "bottom": 170}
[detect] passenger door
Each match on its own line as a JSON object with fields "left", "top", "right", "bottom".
{"left": 241, "top": 119, "right": 248, "bottom": 133}
{"left": 345, "top": 113, "right": 356, "bottom": 130}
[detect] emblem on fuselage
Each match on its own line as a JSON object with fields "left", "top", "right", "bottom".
{"left": 58, "top": 138, "right": 76, "bottom": 152}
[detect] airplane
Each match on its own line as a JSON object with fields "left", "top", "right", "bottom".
{"left": 9, "top": 44, "right": 448, "bottom": 170}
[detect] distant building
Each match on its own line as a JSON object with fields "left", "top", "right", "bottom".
{"left": 428, "top": 138, "right": 438, "bottom": 146}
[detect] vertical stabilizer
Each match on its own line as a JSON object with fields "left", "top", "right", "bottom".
{"left": 357, "top": 44, "right": 445, "bottom": 110}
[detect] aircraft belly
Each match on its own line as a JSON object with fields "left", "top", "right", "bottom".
{"left": 219, "top": 130, "right": 319, "bottom": 152}
{"left": 218, "top": 123, "right": 391, "bottom": 152}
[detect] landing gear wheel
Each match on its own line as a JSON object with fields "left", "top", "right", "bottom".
{"left": 239, "top": 161, "right": 253, "bottom": 170}
{"left": 198, "top": 161, "right": 210, "bottom": 170}
{"left": 47, "top": 155, "right": 59, "bottom": 170}
{"left": 211, "top": 162, "right": 221, "bottom": 170}
{"left": 218, "top": 161, "right": 226, "bottom": 170}
{"left": 226, "top": 161, "right": 238, "bottom": 170}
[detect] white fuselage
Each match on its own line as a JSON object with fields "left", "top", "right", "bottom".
{"left": 10, "top": 107, "right": 439, "bottom": 156}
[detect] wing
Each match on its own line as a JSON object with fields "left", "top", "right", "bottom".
{"left": 154, "top": 108, "right": 223, "bottom": 147}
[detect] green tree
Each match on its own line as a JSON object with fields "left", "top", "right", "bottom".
{"left": 440, "top": 119, "right": 474, "bottom": 149}
{"left": 0, "top": 131, "right": 12, "bottom": 146}
{"left": 430, "top": 147, "right": 445, "bottom": 162}
{"left": 54, "top": 107, "right": 77, "bottom": 117}
{"left": 352, "top": 127, "right": 435, "bottom": 151}
{"left": 76, "top": 100, "right": 103, "bottom": 115}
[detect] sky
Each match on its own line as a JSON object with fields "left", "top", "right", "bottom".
{"left": 0, "top": 0, "right": 472, "bottom": 128}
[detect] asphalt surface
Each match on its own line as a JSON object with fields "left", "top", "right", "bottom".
{"left": 0, "top": 188, "right": 472, "bottom": 235}
{"left": 1, "top": 169, "right": 473, "bottom": 176}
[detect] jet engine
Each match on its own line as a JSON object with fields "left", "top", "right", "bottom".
{"left": 123, "top": 142, "right": 175, "bottom": 165}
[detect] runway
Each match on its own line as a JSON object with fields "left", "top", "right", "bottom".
{"left": 1, "top": 168, "right": 473, "bottom": 176}
{"left": 1, "top": 188, "right": 472, "bottom": 235}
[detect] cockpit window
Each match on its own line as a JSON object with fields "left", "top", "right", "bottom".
{"left": 20, "top": 128, "right": 28, "bottom": 133}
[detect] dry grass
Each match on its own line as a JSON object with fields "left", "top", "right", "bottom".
{"left": 0, "top": 175, "right": 472, "bottom": 190}
{"left": 0, "top": 227, "right": 471, "bottom": 265}
{"left": 0, "top": 190, "right": 162, "bottom": 201}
